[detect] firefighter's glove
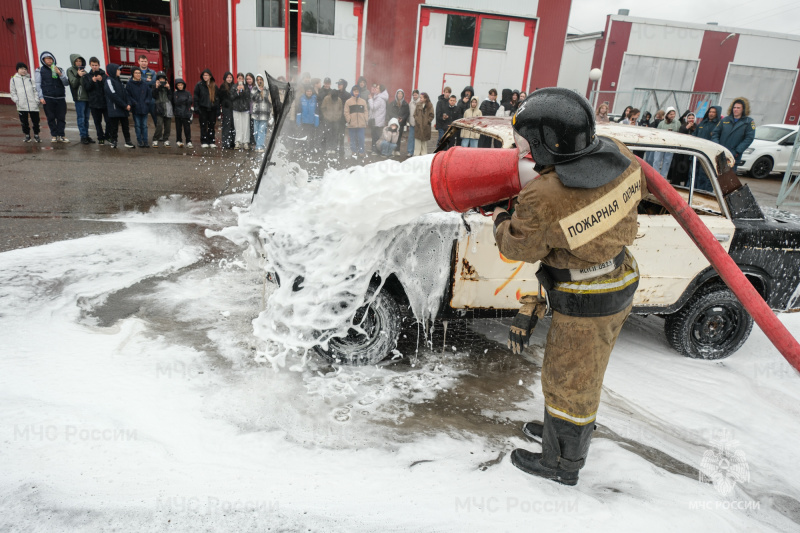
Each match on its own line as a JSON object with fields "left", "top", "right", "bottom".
{"left": 508, "top": 296, "right": 547, "bottom": 355}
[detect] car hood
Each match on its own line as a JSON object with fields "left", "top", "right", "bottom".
{"left": 747, "top": 139, "right": 774, "bottom": 150}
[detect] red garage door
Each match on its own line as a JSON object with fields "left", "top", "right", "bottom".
{"left": 1, "top": 1, "right": 31, "bottom": 97}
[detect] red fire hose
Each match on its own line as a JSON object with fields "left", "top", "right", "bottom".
{"left": 635, "top": 156, "right": 800, "bottom": 371}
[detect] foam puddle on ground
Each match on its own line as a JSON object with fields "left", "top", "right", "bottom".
{"left": 213, "top": 149, "right": 461, "bottom": 368}
{"left": 2, "top": 192, "right": 800, "bottom": 531}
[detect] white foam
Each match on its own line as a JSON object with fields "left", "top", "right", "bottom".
{"left": 213, "top": 151, "right": 459, "bottom": 368}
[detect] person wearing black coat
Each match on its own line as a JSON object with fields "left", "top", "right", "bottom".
{"left": 387, "top": 89, "right": 410, "bottom": 155}
{"left": 218, "top": 71, "right": 235, "bottom": 149}
{"left": 456, "top": 85, "right": 474, "bottom": 117}
{"left": 479, "top": 88, "right": 500, "bottom": 117}
{"left": 193, "top": 68, "right": 219, "bottom": 147}
{"left": 103, "top": 63, "right": 133, "bottom": 148}
{"left": 125, "top": 67, "right": 152, "bottom": 147}
{"left": 81, "top": 56, "right": 109, "bottom": 143}
{"left": 231, "top": 73, "right": 251, "bottom": 149}
{"left": 172, "top": 78, "right": 193, "bottom": 147}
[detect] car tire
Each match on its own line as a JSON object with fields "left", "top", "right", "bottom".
{"left": 664, "top": 285, "right": 753, "bottom": 360}
{"left": 749, "top": 156, "right": 773, "bottom": 180}
{"left": 313, "top": 288, "right": 402, "bottom": 366}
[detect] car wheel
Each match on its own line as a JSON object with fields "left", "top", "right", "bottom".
{"left": 749, "top": 156, "right": 773, "bottom": 179}
{"left": 313, "top": 288, "right": 402, "bottom": 366}
{"left": 664, "top": 285, "right": 753, "bottom": 360}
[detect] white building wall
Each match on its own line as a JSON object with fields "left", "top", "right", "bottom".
{"left": 236, "top": 1, "right": 285, "bottom": 78}
{"left": 733, "top": 34, "right": 800, "bottom": 71}
{"left": 300, "top": 1, "right": 358, "bottom": 83}
{"left": 557, "top": 36, "right": 598, "bottom": 94}
{"left": 472, "top": 20, "right": 528, "bottom": 99}
{"left": 626, "top": 22, "right": 704, "bottom": 60}
{"left": 417, "top": 12, "right": 472, "bottom": 95}
{"left": 32, "top": 0, "right": 106, "bottom": 103}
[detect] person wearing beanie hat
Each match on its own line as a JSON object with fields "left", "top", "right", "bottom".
{"left": 711, "top": 97, "right": 756, "bottom": 171}
{"left": 35, "top": 51, "right": 70, "bottom": 143}
{"left": 10, "top": 61, "right": 41, "bottom": 142}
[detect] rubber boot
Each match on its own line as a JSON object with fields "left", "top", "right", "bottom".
{"left": 511, "top": 411, "right": 594, "bottom": 486}
{"left": 523, "top": 420, "right": 597, "bottom": 440}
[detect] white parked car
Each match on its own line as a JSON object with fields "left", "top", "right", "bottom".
{"left": 738, "top": 124, "right": 800, "bottom": 179}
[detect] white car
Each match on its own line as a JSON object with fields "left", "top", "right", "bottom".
{"left": 738, "top": 124, "right": 800, "bottom": 179}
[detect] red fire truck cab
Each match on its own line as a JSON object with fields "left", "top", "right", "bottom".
{"left": 106, "top": 15, "right": 171, "bottom": 83}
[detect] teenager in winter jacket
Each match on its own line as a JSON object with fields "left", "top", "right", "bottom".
{"left": 595, "top": 103, "right": 610, "bottom": 124}
{"left": 245, "top": 72, "right": 257, "bottom": 148}
{"left": 296, "top": 86, "right": 320, "bottom": 150}
{"left": 434, "top": 86, "right": 452, "bottom": 139}
{"left": 377, "top": 118, "right": 401, "bottom": 156}
{"left": 35, "top": 51, "right": 69, "bottom": 142}
{"left": 479, "top": 89, "right": 500, "bottom": 118}
{"left": 387, "top": 89, "right": 409, "bottom": 156}
{"left": 651, "top": 107, "right": 679, "bottom": 175}
{"left": 407, "top": 90, "right": 420, "bottom": 156}
{"left": 711, "top": 97, "right": 756, "bottom": 169}
{"left": 456, "top": 85, "right": 474, "bottom": 117}
{"left": 82, "top": 57, "right": 108, "bottom": 144}
{"left": 152, "top": 72, "right": 173, "bottom": 146}
{"left": 496, "top": 89, "right": 514, "bottom": 117}
{"left": 320, "top": 86, "right": 345, "bottom": 154}
{"left": 413, "top": 92, "right": 435, "bottom": 156}
{"left": 251, "top": 75, "right": 271, "bottom": 152}
{"left": 344, "top": 85, "right": 368, "bottom": 157}
{"left": 437, "top": 94, "right": 459, "bottom": 134}
{"left": 126, "top": 67, "right": 152, "bottom": 147}
{"left": 368, "top": 84, "right": 389, "bottom": 152}
{"left": 691, "top": 106, "right": 722, "bottom": 191}
{"left": 172, "top": 78, "right": 193, "bottom": 148}
{"left": 460, "top": 97, "right": 482, "bottom": 148}
{"left": 10, "top": 62, "right": 41, "bottom": 142}
{"left": 231, "top": 73, "right": 251, "bottom": 149}
{"left": 67, "top": 54, "right": 93, "bottom": 143}
{"left": 104, "top": 63, "right": 134, "bottom": 148}
{"left": 218, "top": 71, "right": 235, "bottom": 149}
{"left": 194, "top": 69, "right": 219, "bottom": 147}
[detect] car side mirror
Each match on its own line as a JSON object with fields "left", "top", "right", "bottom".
{"left": 780, "top": 139, "right": 795, "bottom": 146}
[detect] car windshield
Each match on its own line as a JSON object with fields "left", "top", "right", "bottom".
{"left": 755, "top": 126, "right": 793, "bottom": 142}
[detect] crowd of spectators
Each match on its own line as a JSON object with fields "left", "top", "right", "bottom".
{"left": 9, "top": 52, "right": 535, "bottom": 159}
{"left": 594, "top": 99, "right": 756, "bottom": 192}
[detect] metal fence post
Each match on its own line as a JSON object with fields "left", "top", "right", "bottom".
{"left": 777, "top": 130, "right": 800, "bottom": 208}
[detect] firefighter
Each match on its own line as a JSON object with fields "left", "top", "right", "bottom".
{"left": 492, "top": 88, "right": 648, "bottom": 485}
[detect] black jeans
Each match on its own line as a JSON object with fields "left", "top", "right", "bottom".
{"left": 221, "top": 108, "right": 234, "bottom": 148}
{"left": 90, "top": 107, "right": 108, "bottom": 140}
{"left": 198, "top": 107, "right": 216, "bottom": 144}
{"left": 108, "top": 116, "right": 131, "bottom": 144}
{"left": 175, "top": 117, "right": 192, "bottom": 143}
{"left": 18, "top": 111, "right": 40, "bottom": 135}
{"left": 43, "top": 97, "right": 67, "bottom": 137}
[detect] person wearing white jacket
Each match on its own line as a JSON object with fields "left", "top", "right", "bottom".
{"left": 367, "top": 83, "right": 388, "bottom": 152}
{"left": 9, "top": 62, "right": 42, "bottom": 142}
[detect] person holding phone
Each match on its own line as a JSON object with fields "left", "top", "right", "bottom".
{"left": 67, "top": 54, "right": 93, "bottom": 144}
{"left": 231, "top": 73, "right": 251, "bottom": 150}
{"left": 35, "top": 51, "right": 69, "bottom": 143}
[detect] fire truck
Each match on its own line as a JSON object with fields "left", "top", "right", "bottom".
{"left": 106, "top": 14, "right": 171, "bottom": 83}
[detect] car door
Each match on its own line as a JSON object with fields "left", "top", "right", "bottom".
{"left": 630, "top": 150, "right": 735, "bottom": 308}
{"left": 449, "top": 212, "right": 540, "bottom": 309}
{"left": 774, "top": 131, "right": 798, "bottom": 172}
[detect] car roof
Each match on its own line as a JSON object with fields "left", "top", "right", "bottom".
{"left": 758, "top": 124, "right": 799, "bottom": 131}
{"left": 450, "top": 116, "right": 735, "bottom": 170}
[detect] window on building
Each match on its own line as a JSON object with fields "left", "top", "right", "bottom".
{"left": 479, "top": 19, "right": 509, "bottom": 50}
{"left": 302, "top": 0, "right": 335, "bottom": 35}
{"left": 60, "top": 0, "right": 99, "bottom": 10}
{"left": 257, "top": 0, "right": 284, "bottom": 28}
{"left": 445, "top": 14, "right": 476, "bottom": 47}
{"left": 107, "top": 27, "right": 161, "bottom": 51}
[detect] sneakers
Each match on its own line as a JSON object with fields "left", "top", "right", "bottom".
{"left": 124, "top": 142, "right": 135, "bottom": 149}
{"left": 98, "top": 138, "right": 105, "bottom": 145}
{"left": 87, "top": 137, "right": 96, "bottom": 144}
{"left": 201, "top": 143, "right": 209, "bottom": 148}
{"left": 34, "top": 135, "right": 41, "bottom": 143}
{"left": 59, "top": 136, "right": 70, "bottom": 143}
{"left": 163, "top": 140, "right": 170, "bottom": 147}
{"left": 177, "top": 141, "right": 184, "bottom": 147}
{"left": 24, "top": 135, "right": 31, "bottom": 143}
{"left": 186, "top": 142, "right": 193, "bottom": 148}
{"left": 51, "top": 137, "right": 58, "bottom": 143}
{"left": 392, "top": 150, "right": 401, "bottom": 156}
{"left": 152, "top": 141, "right": 159, "bottom": 147}
{"left": 234, "top": 142, "right": 241, "bottom": 149}
{"left": 110, "top": 141, "right": 117, "bottom": 148}
{"left": 209, "top": 143, "right": 217, "bottom": 148}
{"left": 81, "top": 137, "right": 89, "bottom": 145}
